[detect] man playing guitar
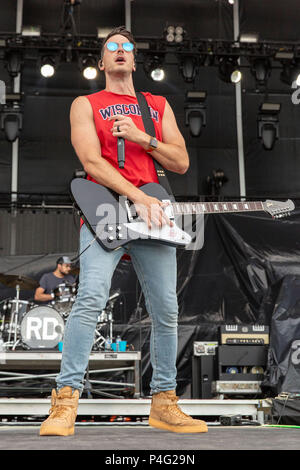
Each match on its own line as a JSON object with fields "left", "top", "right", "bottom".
{"left": 40, "top": 26, "right": 208, "bottom": 436}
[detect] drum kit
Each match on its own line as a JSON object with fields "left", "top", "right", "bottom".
{"left": 0, "top": 272, "right": 119, "bottom": 352}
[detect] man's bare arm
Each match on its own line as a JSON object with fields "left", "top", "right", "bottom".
{"left": 34, "top": 287, "right": 53, "bottom": 302}
{"left": 70, "top": 96, "right": 144, "bottom": 204}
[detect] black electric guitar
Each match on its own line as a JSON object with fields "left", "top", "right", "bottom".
{"left": 70, "top": 178, "right": 295, "bottom": 251}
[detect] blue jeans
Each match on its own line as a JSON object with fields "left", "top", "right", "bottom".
{"left": 56, "top": 223, "right": 179, "bottom": 394}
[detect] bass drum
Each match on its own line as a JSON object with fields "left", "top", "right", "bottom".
{"left": 20, "top": 305, "right": 64, "bottom": 349}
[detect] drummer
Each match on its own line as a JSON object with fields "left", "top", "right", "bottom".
{"left": 34, "top": 256, "right": 76, "bottom": 303}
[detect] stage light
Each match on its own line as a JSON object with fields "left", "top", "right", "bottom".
{"left": 218, "top": 57, "right": 242, "bottom": 84}
{"left": 251, "top": 58, "right": 271, "bottom": 85}
{"left": 166, "top": 26, "right": 175, "bottom": 43}
{"left": 174, "top": 26, "right": 184, "bottom": 43}
{"left": 0, "top": 105, "right": 23, "bottom": 143}
{"left": 40, "top": 56, "right": 57, "bottom": 78}
{"left": 231, "top": 70, "right": 242, "bottom": 83}
{"left": 79, "top": 55, "right": 98, "bottom": 80}
{"left": 21, "top": 26, "right": 41, "bottom": 37}
{"left": 185, "top": 91, "right": 207, "bottom": 137}
{"left": 239, "top": 33, "right": 259, "bottom": 43}
{"left": 5, "top": 52, "right": 22, "bottom": 78}
{"left": 97, "top": 27, "right": 114, "bottom": 39}
{"left": 151, "top": 68, "right": 165, "bottom": 81}
{"left": 257, "top": 103, "right": 281, "bottom": 150}
{"left": 180, "top": 56, "right": 198, "bottom": 83}
{"left": 164, "top": 25, "right": 184, "bottom": 43}
{"left": 280, "top": 62, "right": 300, "bottom": 87}
{"left": 143, "top": 55, "right": 165, "bottom": 81}
{"left": 84, "top": 66, "right": 97, "bottom": 80}
{"left": 228, "top": 0, "right": 234, "bottom": 4}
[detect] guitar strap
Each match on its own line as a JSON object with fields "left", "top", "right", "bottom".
{"left": 136, "top": 92, "right": 174, "bottom": 198}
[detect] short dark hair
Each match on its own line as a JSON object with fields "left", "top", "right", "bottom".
{"left": 100, "top": 26, "right": 136, "bottom": 60}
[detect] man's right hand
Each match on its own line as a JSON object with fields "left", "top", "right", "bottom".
{"left": 133, "top": 193, "right": 173, "bottom": 229}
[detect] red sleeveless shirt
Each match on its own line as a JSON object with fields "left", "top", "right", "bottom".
{"left": 85, "top": 90, "right": 166, "bottom": 187}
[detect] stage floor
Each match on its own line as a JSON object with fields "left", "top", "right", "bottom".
{"left": 0, "top": 424, "right": 299, "bottom": 450}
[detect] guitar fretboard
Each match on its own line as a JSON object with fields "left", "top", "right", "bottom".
{"left": 172, "top": 201, "right": 264, "bottom": 215}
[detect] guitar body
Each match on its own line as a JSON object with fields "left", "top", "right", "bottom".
{"left": 70, "top": 178, "right": 192, "bottom": 251}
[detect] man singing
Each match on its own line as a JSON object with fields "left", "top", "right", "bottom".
{"left": 40, "top": 26, "right": 207, "bottom": 436}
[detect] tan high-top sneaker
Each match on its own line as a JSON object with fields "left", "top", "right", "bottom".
{"left": 149, "top": 390, "right": 208, "bottom": 433}
{"left": 40, "top": 386, "right": 79, "bottom": 436}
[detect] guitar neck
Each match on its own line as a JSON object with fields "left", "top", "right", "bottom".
{"left": 172, "top": 200, "right": 265, "bottom": 215}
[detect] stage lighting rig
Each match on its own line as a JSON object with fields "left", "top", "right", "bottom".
{"left": 185, "top": 91, "right": 207, "bottom": 137}
{"left": 257, "top": 103, "right": 281, "bottom": 150}
{"left": 0, "top": 102, "right": 23, "bottom": 143}
{"left": 218, "top": 56, "right": 242, "bottom": 84}
{"left": 143, "top": 55, "right": 165, "bottom": 81}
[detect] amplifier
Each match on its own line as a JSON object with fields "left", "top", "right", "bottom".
{"left": 220, "top": 325, "right": 269, "bottom": 345}
{"left": 217, "top": 345, "right": 268, "bottom": 382}
{"left": 192, "top": 342, "right": 218, "bottom": 398}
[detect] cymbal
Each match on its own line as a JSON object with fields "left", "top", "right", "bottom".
{"left": 0, "top": 273, "right": 39, "bottom": 290}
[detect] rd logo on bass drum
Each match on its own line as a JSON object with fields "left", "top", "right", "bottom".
{"left": 20, "top": 305, "right": 64, "bottom": 349}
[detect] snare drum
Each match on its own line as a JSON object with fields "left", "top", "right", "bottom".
{"left": 20, "top": 305, "right": 64, "bottom": 349}
{"left": 53, "top": 283, "right": 77, "bottom": 303}
{"left": 52, "top": 283, "right": 77, "bottom": 318}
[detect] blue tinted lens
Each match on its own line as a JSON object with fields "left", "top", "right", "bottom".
{"left": 106, "top": 41, "right": 134, "bottom": 52}
{"left": 106, "top": 42, "right": 118, "bottom": 51}
{"left": 122, "top": 42, "right": 134, "bottom": 52}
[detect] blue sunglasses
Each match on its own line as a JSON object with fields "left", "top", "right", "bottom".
{"left": 106, "top": 41, "right": 134, "bottom": 52}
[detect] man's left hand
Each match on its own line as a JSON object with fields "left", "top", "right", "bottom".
{"left": 109, "top": 114, "right": 144, "bottom": 144}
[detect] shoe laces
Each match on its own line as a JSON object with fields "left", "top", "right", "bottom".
{"left": 166, "top": 396, "right": 190, "bottom": 420}
{"left": 49, "top": 405, "right": 73, "bottom": 419}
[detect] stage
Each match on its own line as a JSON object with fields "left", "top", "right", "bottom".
{"left": 0, "top": 424, "right": 299, "bottom": 450}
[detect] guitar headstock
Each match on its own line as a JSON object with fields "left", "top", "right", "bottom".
{"left": 262, "top": 199, "right": 295, "bottom": 218}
